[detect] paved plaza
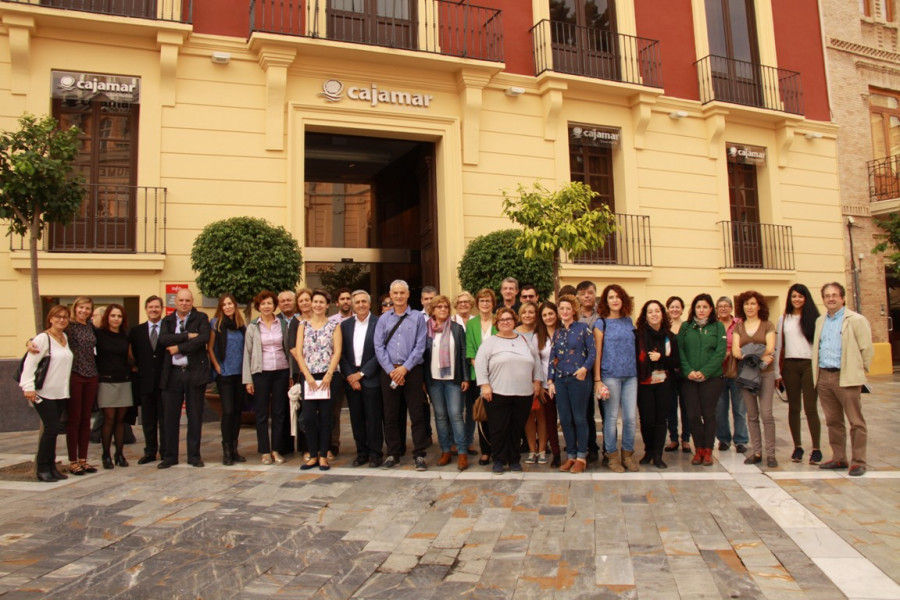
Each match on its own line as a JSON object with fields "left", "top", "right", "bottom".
{"left": 0, "top": 376, "right": 898, "bottom": 599}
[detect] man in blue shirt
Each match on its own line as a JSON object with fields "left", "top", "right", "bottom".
{"left": 374, "top": 279, "right": 428, "bottom": 470}
{"left": 811, "top": 282, "right": 874, "bottom": 477}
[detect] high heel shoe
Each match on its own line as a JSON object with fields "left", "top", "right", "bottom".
{"left": 102, "top": 455, "right": 114, "bottom": 470}
{"left": 115, "top": 454, "right": 129, "bottom": 467}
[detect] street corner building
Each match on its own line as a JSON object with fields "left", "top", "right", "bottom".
{"left": 0, "top": 0, "right": 890, "bottom": 369}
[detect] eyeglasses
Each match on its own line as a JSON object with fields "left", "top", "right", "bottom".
{"left": 434, "top": 305, "right": 449, "bottom": 311}
{"left": 381, "top": 302, "right": 393, "bottom": 307}
{"left": 496, "top": 318, "right": 515, "bottom": 323}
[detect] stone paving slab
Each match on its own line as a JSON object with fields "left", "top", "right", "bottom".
{"left": 0, "top": 375, "right": 896, "bottom": 598}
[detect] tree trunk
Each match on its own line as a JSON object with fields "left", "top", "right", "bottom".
{"left": 29, "top": 215, "right": 41, "bottom": 335}
{"left": 553, "top": 249, "right": 561, "bottom": 299}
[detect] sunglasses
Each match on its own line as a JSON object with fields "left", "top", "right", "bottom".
{"left": 381, "top": 302, "right": 393, "bottom": 307}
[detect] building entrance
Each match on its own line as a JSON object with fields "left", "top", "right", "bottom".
{"left": 303, "top": 132, "right": 437, "bottom": 308}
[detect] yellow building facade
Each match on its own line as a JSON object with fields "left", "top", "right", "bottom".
{"left": 0, "top": 1, "right": 875, "bottom": 366}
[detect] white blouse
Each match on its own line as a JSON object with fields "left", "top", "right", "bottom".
{"left": 19, "top": 333, "right": 74, "bottom": 399}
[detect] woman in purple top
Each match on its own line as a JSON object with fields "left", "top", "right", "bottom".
{"left": 547, "top": 294, "right": 596, "bottom": 474}
{"left": 593, "top": 284, "right": 639, "bottom": 473}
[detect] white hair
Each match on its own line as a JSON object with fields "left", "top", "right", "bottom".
{"left": 351, "top": 290, "right": 371, "bottom": 302}
{"left": 389, "top": 279, "right": 409, "bottom": 291}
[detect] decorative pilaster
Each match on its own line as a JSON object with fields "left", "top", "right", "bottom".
{"left": 456, "top": 69, "right": 491, "bottom": 166}
{"left": 256, "top": 45, "right": 297, "bottom": 151}
{"left": 157, "top": 31, "right": 186, "bottom": 107}
{"left": 3, "top": 14, "right": 34, "bottom": 96}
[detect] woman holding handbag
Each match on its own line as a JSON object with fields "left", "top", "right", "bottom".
{"left": 19, "top": 305, "right": 75, "bottom": 482}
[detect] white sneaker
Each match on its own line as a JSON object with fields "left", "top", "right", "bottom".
{"left": 525, "top": 452, "right": 538, "bottom": 464}
{"left": 537, "top": 452, "right": 548, "bottom": 464}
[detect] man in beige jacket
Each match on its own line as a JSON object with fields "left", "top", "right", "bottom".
{"left": 811, "top": 282, "right": 874, "bottom": 476}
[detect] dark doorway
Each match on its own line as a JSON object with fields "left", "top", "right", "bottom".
{"left": 304, "top": 132, "right": 437, "bottom": 306}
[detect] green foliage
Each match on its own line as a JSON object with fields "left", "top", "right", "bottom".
{"left": 191, "top": 217, "right": 304, "bottom": 308}
{"left": 457, "top": 229, "right": 553, "bottom": 300}
{"left": 317, "top": 263, "right": 370, "bottom": 293}
{"left": 872, "top": 212, "right": 900, "bottom": 275}
{"left": 502, "top": 181, "right": 616, "bottom": 292}
{"left": 0, "top": 113, "right": 84, "bottom": 237}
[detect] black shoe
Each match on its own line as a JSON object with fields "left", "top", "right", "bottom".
{"left": 157, "top": 460, "right": 177, "bottom": 469}
{"left": 791, "top": 447, "right": 804, "bottom": 463}
{"left": 639, "top": 453, "right": 653, "bottom": 465}
{"left": 510, "top": 462, "right": 522, "bottom": 473}
{"left": 744, "top": 454, "right": 762, "bottom": 465}
{"left": 222, "top": 442, "right": 234, "bottom": 466}
{"left": 766, "top": 456, "right": 778, "bottom": 468}
{"left": 369, "top": 458, "right": 381, "bottom": 468}
{"left": 414, "top": 457, "right": 427, "bottom": 471}
{"left": 352, "top": 455, "right": 367, "bottom": 467}
{"left": 551, "top": 453, "right": 561, "bottom": 468}
{"left": 849, "top": 464, "right": 866, "bottom": 477}
{"left": 735, "top": 444, "right": 748, "bottom": 454}
{"left": 601, "top": 453, "right": 609, "bottom": 467}
{"left": 718, "top": 442, "right": 729, "bottom": 451}
{"left": 587, "top": 450, "right": 600, "bottom": 464}
{"left": 102, "top": 455, "right": 114, "bottom": 470}
{"left": 664, "top": 441, "right": 678, "bottom": 452}
{"left": 492, "top": 461, "right": 504, "bottom": 475}
{"left": 50, "top": 464, "right": 68, "bottom": 480}
{"left": 820, "top": 460, "right": 849, "bottom": 470}
{"left": 189, "top": 459, "right": 205, "bottom": 468}
{"left": 115, "top": 454, "right": 129, "bottom": 467}
{"left": 809, "top": 449, "right": 823, "bottom": 465}
{"left": 37, "top": 471, "right": 57, "bottom": 482}
{"left": 381, "top": 456, "right": 398, "bottom": 469}
{"left": 137, "top": 454, "right": 156, "bottom": 465}
{"left": 231, "top": 443, "right": 246, "bottom": 463}
{"left": 654, "top": 455, "right": 668, "bottom": 469}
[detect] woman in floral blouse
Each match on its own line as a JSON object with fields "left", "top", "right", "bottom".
{"left": 293, "top": 289, "right": 343, "bottom": 471}
{"left": 547, "top": 294, "right": 596, "bottom": 474}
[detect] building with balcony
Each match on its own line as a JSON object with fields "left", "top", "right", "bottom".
{"left": 820, "top": 0, "right": 899, "bottom": 369}
{"left": 0, "top": 0, "right": 881, "bottom": 366}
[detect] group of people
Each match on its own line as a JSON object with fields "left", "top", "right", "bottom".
{"left": 18, "top": 276, "right": 875, "bottom": 481}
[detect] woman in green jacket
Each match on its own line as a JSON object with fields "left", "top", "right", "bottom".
{"left": 466, "top": 288, "right": 498, "bottom": 465}
{"left": 678, "top": 293, "right": 727, "bottom": 466}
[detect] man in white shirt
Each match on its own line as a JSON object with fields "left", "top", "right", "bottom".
{"left": 339, "top": 290, "right": 383, "bottom": 467}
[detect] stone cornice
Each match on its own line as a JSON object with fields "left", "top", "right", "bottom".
{"left": 828, "top": 37, "right": 900, "bottom": 63}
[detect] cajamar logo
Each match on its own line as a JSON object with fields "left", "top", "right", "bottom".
{"left": 320, "top": 79, "right": 344, "bottom": 102}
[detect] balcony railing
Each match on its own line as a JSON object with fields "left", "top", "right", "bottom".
{"left": 249, "top": 0, "right": 503, "bottom": 63}
{"left": 574, "top": 213, "right": 652, "bottom": 266}
{"left": 9, "top": 184, "right": 167, "bottom": 254}
{"left": 530, "top": 20, "right": 662, "bottom": 87}
{"left": 1, "top": 0, "right": 192, "bottom": 22}
{"left": 868, "top": 154, "right": 900, "bottom": 202}
{"left": 719, "top": 221, "right": 793, "bottom": 270}
{"left": 695, "top": 55, "right": 803, "bottom": 115}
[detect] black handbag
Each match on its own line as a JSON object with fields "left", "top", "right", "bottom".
{"left": 13, "top": 333, "right": 52, "bottom": 390}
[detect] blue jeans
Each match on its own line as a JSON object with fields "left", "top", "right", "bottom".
{"left": 428, "top": 380, "right": 467, "bottom": 452}
{"left": 603, "top": 376, "right": 638, "bottom": 453}
{"left": 555, "top": 375, "right": 590, "bottom": 459}
{"left": 716, "top": 377, "right": 749, "bottom": 445}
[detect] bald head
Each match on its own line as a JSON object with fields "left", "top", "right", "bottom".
{"left": 175, "top": 288, "right": 194, "bottom": 316}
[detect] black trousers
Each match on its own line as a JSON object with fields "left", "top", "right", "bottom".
{"left": 252, "top": 369, "right": 289, "bottom": 454}
{"left": 381, "top": 365, "right": 428, "bottom": 459}
{"left": 485, "top": 394, "right": 531, "bottom": 465}
{"left": 34, "top": 398, "right": 64, "bottom": 472}
{"left": 217, "top": 374, "right": 244, "bottom": 445}
{"left": 346, "top": 383, "right": 384, "bottom": 460}
{"left": 140, "top": 388, "right": 165, "bottom": 458}
{"left": 587, "top": 396, "right": 603, "bottom": 454}
{"left": 162, "top": 368, "right": 205, "bottom": 463}
{"left": 638, "top": 380, "right": 671, "bottom": 457}
{"left": 682, "top": 378, "right": 725, "bottom": 451}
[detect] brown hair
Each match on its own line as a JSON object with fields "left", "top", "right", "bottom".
{"left": 100, "top": 303, "right": 129, "bottom": 332}
{"left": 493, "top": 306, "right": 518, "bottom": 327}
{"left": 475, "top": 288, "right": 497, "bottom": 311}
{"left": 253, "top": 290, "right": 278, "bottom": 311}
{"left": 426, "top": 294, "right": 451, "bottom": 318}
{"left": 45, "top": 305, "right": 70, "bottom": 329}
{"left": 556, "top": 293, "right": 581, "bottom": 314}
{"left": 735, "top": 290, "right": 770, "bottom": 321}
{"left": 213, "top": 293, "right": 245, "bottom": 330}
{"left": 598, "top": 284, "right": 633, "bottom": 317}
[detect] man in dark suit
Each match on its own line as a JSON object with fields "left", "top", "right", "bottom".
{"left": 339, "top": 290, "right": 384, "bottom": 468}
{"left": 158, "top": 288, "right": 211, "bottom": 468}
{"left": 129, "top": 295, "right": 166, "bottom": 464}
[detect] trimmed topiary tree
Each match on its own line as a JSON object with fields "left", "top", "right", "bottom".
{"left": 457, "top": 229, "right": 553, "bottom": 300}
{"left": 191, "top": 217, "right": 303, "bottom": 319}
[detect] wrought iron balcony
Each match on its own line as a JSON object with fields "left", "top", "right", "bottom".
{"left": 573, "top": 213, "right": 652, "bottom": 266}
{"left": 719, "top": 221, "right": 794, "bottom": 270}
{"left": 530, "top": 20, "right": 662, "bottom": 87}
{"left": 250, "top": 0, "right": 503, "bottom": 63}
{"left": 1, "top": 0, "right": 192, "bottom": 22}
{"left": 9, "top": 184, "right": 167, "bottom": 254}
{"left": 695, "top": 55, "right": 803, "bottom": 115}
{"left": 868, "top": 154, "right": 900, "bottom": 202}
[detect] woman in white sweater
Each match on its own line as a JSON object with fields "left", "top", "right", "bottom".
{"left": 19, "top": 305, "right": 75, "bottom": 482}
